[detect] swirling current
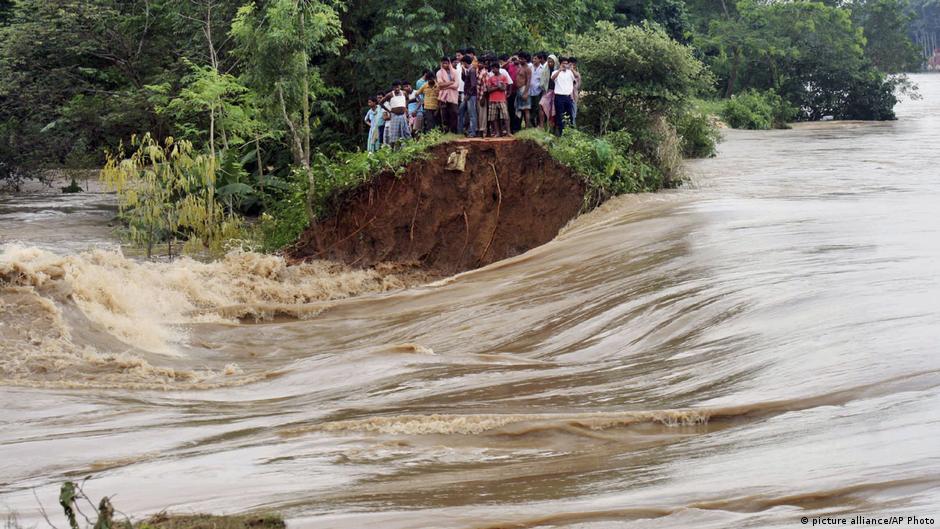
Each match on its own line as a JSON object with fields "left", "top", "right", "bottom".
{"left": 1, "top": 75, "right": 939, "bottom": 528}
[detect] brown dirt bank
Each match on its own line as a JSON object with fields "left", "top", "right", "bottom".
{"left": 288, "top": 138, "right": 586, "bottom": 274}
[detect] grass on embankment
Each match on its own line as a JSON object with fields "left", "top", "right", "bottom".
{"left": 310, "top": 131, "right": 464, "bottom": 217}
{"left": 258, "top": 131, "right": 460, "bottom": 251}
{"left": 261, "top": 123, "right": 713, "bottom": 252}
{"left": 692, "top": 90, "right": 796, "bottom": 130}
{"left": 134, "top": 513, "right": 285, "bottom": 529}
{"left": 515, "top": 128, "right": 678, "bottom": 208}
{"left": 316, "top": 127, "right": 678, "bottom": 217}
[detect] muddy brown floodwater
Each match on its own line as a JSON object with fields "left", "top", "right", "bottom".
{"left": 2, "top": 74, "right": 940, "bottom": 528}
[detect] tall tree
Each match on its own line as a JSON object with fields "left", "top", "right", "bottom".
{"left": 850, "top": 0, "right": 922, "bottom": 72}
{"left": 231, "top": 0, "right": 344, "bottom": 170}
{"left": 230, "top": 0, "right": 345, "bottom": 216}
{"left": 0, "top": 0, "right": 206, "bottom": 171}
{"left": 909, "top": 0, "right": 940, "bottom": 63}
{"left": 0, "top": 0, "right": 13, "bottom": 25}
{"left": 696, "top": 0, "right": 902, "bottom": 119}
{"left": 609, "top": 0, "right": 692, "bottom": 43}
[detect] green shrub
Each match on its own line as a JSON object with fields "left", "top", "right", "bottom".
{"left": 101, "top": 134, "right": 245, "bottom": 258}
{"left": 256, "top": 168, "right": 310, "bottom": 253}
{"left": 517, "top": 128, "right": 665, "bottom": 207}
{"left": 721, "top": 89, "right": 796, "bottom": 130}
{"left": 568, "top": 21, "right": 714, "bottom": 135}
{"left": 675, "top": 110, "right": 720, "bottom": 158}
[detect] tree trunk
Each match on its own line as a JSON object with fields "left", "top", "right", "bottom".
{"left": 209, "top": 106, "right": 216, "bottom": 155}
{"left": 725, "top": 48, "right": 741, "bottom": 99}
{"left": 298, "top": 2, "right": 311, "bottom": 169}
{"left": 277, "top": 85, "right": 305, "bottom": 167}
{"left": 204, "top": 1, "right": 225, "bottom": 154}
{"left": 255, "top": 137, "right": 264, "bottom": 183}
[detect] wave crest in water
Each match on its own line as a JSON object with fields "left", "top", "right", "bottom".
{"left": 304, "top": 410, "right": 713, "bottom": 436}
{"left": 0, "top": 244, "right": 430, "bottom": 389}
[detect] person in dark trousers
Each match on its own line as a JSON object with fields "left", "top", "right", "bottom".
{"left": 461, "top": 55, "right": 479, "bottom": 137}
{"left": 375, "top": 91, "right": 388, "bottom": 146}
{"left": 551, "top": 57, "right": 576, "bottom": 136}
{"left": 513, "top": 52, "right": 532, "bottom": 130}
{"left": 436, "top": 56, "right": 460, "bottom": 133}
{"left": 416, "top": 76, "right": 439, "bottom": 132}
{"left": 569, "top": 57, "right": 582, "bottom": 126}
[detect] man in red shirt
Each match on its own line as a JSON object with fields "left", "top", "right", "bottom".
{"left": 486, "top": 61, "right": 512, "bottom": 137}
{"left": 501, "top": 54, "right": 520, "bottom": 132}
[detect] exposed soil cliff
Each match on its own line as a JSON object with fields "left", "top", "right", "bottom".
{"left": 288, "top": 138, "right": 586, "bottom": 274}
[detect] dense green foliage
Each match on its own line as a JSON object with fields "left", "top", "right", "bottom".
{"left": 721, "top": 89, "right": 796, "bottom": 130}
{"left": 569, "top": 22, "right": 713, "bottom": 134}
{"left": 694, "top": 0, "right": 911, "bottom": 121}
{"left": 609, "top": 0, "right": 692, "bottom": 42}
{"left": 0, "top": 0, "right": 927, "bottom": 253}
{"left": 0, "top": 0, "right": 923, "bottom": 178}
{"left": 675, "top": 110, "right": 720, "bottom": 157}
{"left": 518, "top": 128, "right": 668, "bottom": 207}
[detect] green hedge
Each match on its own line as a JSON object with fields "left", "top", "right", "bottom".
{"left": 721, "top": 89, "right": 796, "bottom": 130}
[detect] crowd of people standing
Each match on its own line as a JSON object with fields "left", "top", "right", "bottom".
{"left": 365, "top": 49, "right": 582, "bottom": 152}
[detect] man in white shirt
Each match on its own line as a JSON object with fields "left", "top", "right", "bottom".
{"left": 551, "top": 56, "right": 576, "bottom": 136}
{"left": 456, "top": 49, "right": 466, "bottom": 133}
{"left": 529, "top": 53, "right": 545, "bottom": 128}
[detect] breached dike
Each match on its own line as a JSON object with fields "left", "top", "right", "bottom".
{"left": 0, "top": 139, "right": 591, "bottom": 390}
{"left": 288, "top": 138, "right": 587, "bottom": 273}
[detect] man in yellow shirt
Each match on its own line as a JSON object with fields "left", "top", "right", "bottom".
{"left": 416, "top": 78, "right": 440, "bottom": 132}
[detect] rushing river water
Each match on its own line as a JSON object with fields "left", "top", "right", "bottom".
{"left": 2, "top": 74, "right": 940, "bottom": 528}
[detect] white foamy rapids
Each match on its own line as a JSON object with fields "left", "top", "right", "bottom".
{"left": 308, "top": 410, "right": 713, "bottom": 436}
{"left": 0, "top": 244, "right": 428, "bottom": 388}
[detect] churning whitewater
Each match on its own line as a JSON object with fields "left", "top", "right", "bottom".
{"left": 1, "top": 75, "right": 939, "bottom": 528}
{"left": 0, "top": 246, "right": 433, "bottom": 389}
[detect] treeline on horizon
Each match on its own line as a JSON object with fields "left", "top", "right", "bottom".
{"left": 0, "top": 0, "right": 934, "bottom": 254}
{"left": 0, "top": 0, "right": 933, "bottom": 175}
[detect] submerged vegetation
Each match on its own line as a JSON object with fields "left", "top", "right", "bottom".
{"left": 101, "top": 134, "right": 243, "bottom": 257}
{"left": 721, "top": 90, "right": 797, "bottom": 130}
{"left": 13, "top": 481, "right": 285, "bottom": 529}
{"left": 0, "top": 0, "right": 929, "bottom": 257}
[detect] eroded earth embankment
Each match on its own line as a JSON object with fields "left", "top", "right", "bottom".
{"left": 289, "top": 139, "right": 586, "bottom": 273}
